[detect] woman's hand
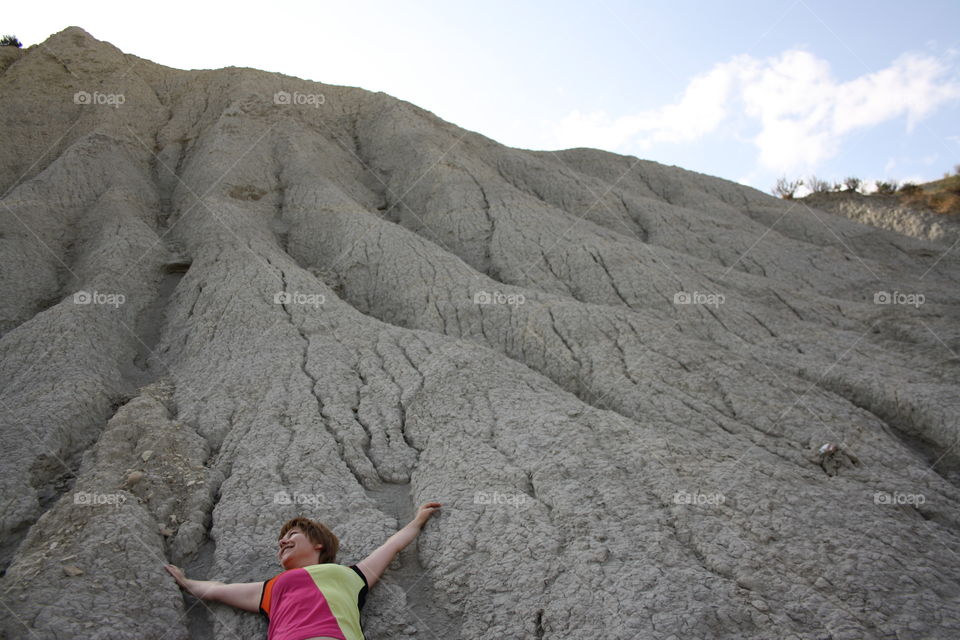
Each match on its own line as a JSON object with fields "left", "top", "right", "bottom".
{"left": 356, "top": 502, "right": 443, "bottom": 589}
{"left": 414, "top": 501, "right": 442, "bottom": 526}
{"left": 165, "top": 564, "right": 186, "bottom": 584}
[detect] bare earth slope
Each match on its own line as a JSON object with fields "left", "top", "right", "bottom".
{"left": 803, "top": 190, "right": 960, "bottom": 248}
{"left": 1, "top": 27, "right": 959, "bottom": 640}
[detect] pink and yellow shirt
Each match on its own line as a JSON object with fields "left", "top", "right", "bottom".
{"left": 259, "top": 563, "right": 369, "bottom": 640}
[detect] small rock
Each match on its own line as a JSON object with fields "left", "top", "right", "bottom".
{"left": 751, "top": 599, "right": 769, "bottom": 612}
{"left": 818, "top": 443, "right": 838, "bottom": 456}
{"left": 589, "top": 548, "right": 609, "bottom": 563}
{"left": 402, "top": 625, "right": 417, "bottom": 635}
{"left": 736, "top": 575, "right": 757, "bottom": 591}
{"left": 63, "top": 565, "right": 84, "bottom": 576}
{"left": 141, "top": 450, "right": 153, "bottom": 462}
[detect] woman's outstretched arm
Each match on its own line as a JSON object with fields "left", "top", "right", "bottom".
{"left": 164, "top": 564, "right": 264, "bottom": 613}
{"left": 357, "top": 501, "right": 441, "bottom": 589}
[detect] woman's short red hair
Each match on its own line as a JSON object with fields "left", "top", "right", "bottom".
{"left": 278, "top": 517, "right": 339, "bottom": 564}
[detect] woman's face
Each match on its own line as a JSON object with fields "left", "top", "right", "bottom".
{"left": 277, "top": 527, "right": 322, "bottom": 569}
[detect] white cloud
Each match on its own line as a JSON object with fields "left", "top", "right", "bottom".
{"left": 736, "top": 172, "right": 759, "bottom": 188}
{"left": 551, "top": 49, "right": 960, "bottom": 174}
{"left": 832, "top": 52, "right": 960, "bottom": 134}
{"left": 554, "top": 56, "right": 740, "bottom": 150}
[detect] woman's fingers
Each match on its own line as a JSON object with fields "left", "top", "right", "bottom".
{"left": 417, "top": 502, "right": 442, "bottom": 520}
{"left": 164, "top": 564, "right": 185, "bottom": 582}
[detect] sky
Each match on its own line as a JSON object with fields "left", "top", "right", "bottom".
{"left": 6, "top": 0, "right": 960, "bottom": 196}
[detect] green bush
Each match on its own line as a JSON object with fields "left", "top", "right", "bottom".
{"left": 898, "top": 182, "right": 920, "bottom": 195}
{"left": 843, "top": 176, "right": 861, "bottom": 193}
{"left": 875, "top": 180, "right": 898, "bottom": 195}
{"left": 806, "top": 175, "right": 831, "bottom": 194}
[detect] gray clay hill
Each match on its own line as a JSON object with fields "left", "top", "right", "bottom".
{"left": 1, "top": 26, "right": 959, "bottom": 640}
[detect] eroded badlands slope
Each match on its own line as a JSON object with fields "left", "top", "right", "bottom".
{"left": 1, "top": 27, "right": 958, "bottom": 640}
